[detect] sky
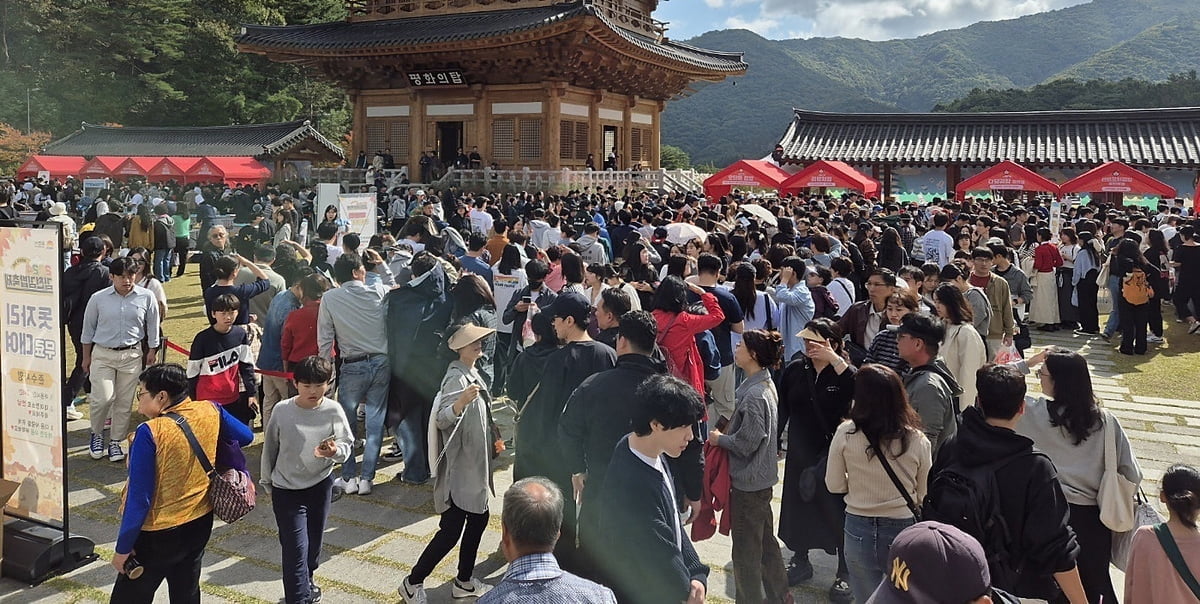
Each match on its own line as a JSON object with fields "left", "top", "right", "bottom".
{"left": 655, "top": 0, "right": 1093, "bottom": 41}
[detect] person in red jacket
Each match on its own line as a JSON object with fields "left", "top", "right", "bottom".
{"left": 281, "top": 273, "right": 330, "bottom": 372}
{"left": 650, "top": 275, "right": 725, "bottom": 397}
{"left": 1029, "top": 227, "right": 1064, "bottom": 330}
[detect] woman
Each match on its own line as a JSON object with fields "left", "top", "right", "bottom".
{"left": 172, "top": 202, "right": 192, "bottom": 278}
{"left": 504, "top": 313, "right": 557, "bottom": 407}
{"left": 1124, "top": 464, "right": 1200, "bottom": 603}
{"left": 602, "top": 266, "right": 642, "bottom": 312}
{"left": 706, "top": 330, "right": 789, "bottom": 603}
{"left": 1145, "top": 229, "right": 1171, "bottom": 344}
{"left": 1029, "top": 227, "right": 1063, "bottom": 330}
{"left": 810, "top": 235, "right": 833, "bottom": 268}
{"left": 955, "top": 231, "right": 974, "bottom": 257}
{"left": 1016, "top": 224, "right": 1037, "bottom": 276}
{"left": 623, "top": 241, "right": 659, "bottom": 310}
{"left": 1017, "top": 347, "right": 1142, "bottom": 603}
{"left": 584, "top": 263, "right": 612, "bottom": 308}
{"left": 273, "top": 209, "right": 293, "bottom": 249}
{"left": 829, "top": 257, "right": 858, "bottom": 315}
{"left": 932, "top": 283, "right": 986, "bottom": 412}
{"left": 1115, "top": 239, "right": 1154, "bottom": 355}
{"left": 941, "top": 261, "right": 991, "bottom": 341}
{"left": 826, "top": 364, "right": 931, "bottom": 603}
{"left": 1072, "top": 231, "right": 1103, "bottom": 336}
{"left": 1057, "top": 228, "right": 1081, "bottom": 331}
{"left": 1172, "top": 225, "right": 1200, "bottom": 333}
{"left": 778, "top": 319, "right": 856, "bottom": 602}
{"left": 864, "top": 291, "right": 919, "bottom": 374}
{"left": 127, "top": 203, "right": 156, "bottom": 251}
{"left": 730, "top": 263, "right": 778, "bottom": 351}
{"left": 400, "top": 324, "right": 496, "bottom": 603}
{"left": 876, "top": 227, "right": 907, "bottom": 273}
{"left": 558, "top": 252, "right": 586, "bottom": 296}
{"left": 446, "top": 274, "right": 499, "bottom": 391}
{"left": 111, "top": 364, "right": 254, "bottom": 603}
{"left": 126, "top": 247, "right": 168, "bottom": 320}
{"left": 650, "top": 275, "right": 724, "bottom": 397}
{"left": 318, "top": 204, "right": 349, "bottom": 247}
{"left": 492, "top": 244, "right": 528, "bottom": 389}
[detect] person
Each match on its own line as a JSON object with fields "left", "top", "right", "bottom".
{"left": 826, "top": 364, "right": 931, "bottom": 603}
{"left": 1124, "top": 464, "right": 1200, "bottom": 603}
{"left": 1072, "top": 232, "right": 1103, "bottom": 336}
{"left": 941, "top": 260, "right": 992, "bottom": 344}
{"left": 491, "top": 247, "right": 527, "bottom": 374}
{"left": 399, "top": 324, "right": 497, "bottom": 604}
{"left": 594, "top": 374, "right": 710, "bottom": 604}
{"left": 594, "top": 286, "right": 632, "bottom": 349}
{"left": 445, "top": 273, "right": 499, "bottom": 390}
{"left": 968, "top": 247, "right": 1015, "bottom": 357}
{"left": 480, "top": 477, "right": 617, "bottom": 604}
{"left": 1172, "top": 225, "right": 1200, "bottom": 334}
{"left": 234, "top": 244, "right": 287, "bottom": 328}
{"left": 186, "top": 294, "right": 258, "bottom": 426}
{"left": 197, "top": 225, "right": 231, "bottom": 291}
{"left": 81, "top": 256, "right": 161, "bottom": 462}
{"left": 172, "top": 201, "right": 192, "bottom": 278}
{"left": 261, "top": 356, "right": 354, "bottom": 604}
{"left": 706, "top": 330, "right": 790, "bottom": 603}
{"left": 1100, "top": 218, "right": 1131, "bottom": 341}
{"left": 203, "top": 254, "right": 271, "bottom": 326}
{"left": 1016, "top": 347, "right": 1141, "bottom": 602}
{"left": 127, "top": 203, "right": 156, "bottom": 251}
{"left": 504, "top": 312, "right": 558, "bottom": 406}
{"left": 47, "top": 201, "right": 77, "bottom": 267}
{"left": 62, "top": 236, "right": 110, "bottom": 420}
{"left": 865, "top": 521, "right": 1023, "bottom": 603}
{"left": 651, "top": 275, "right": 726, "bottom": 396}
{"left": 459, "top": 232, "right": 494, "bottom": 288}
{"left": 583, "top": 262, "right": 611, "bottom": 309}
{"left": 260, "top": 271, "right": 314, "bottom": 429}
{"left": 864, "top": 291, "right": 917, "bottom": 374}
{"left": 775, "top": 256, "right": 816, "bottom": 360}
{"left": 514, "top": 291, "right": 616, "bottom": 572}
{"left": 777, "top": 319, "right": 856, "bottom": 600}
{"left": 839, "top": 268, "right": 899, "bottom": 362}
{"left": 1115, "top": 238, "right": 1155, "bottom": 355}
{"left": 932, "top": 283, "right": 987, "bottom": 412}
{"left": 318, "top": 253, "right": 391, "bottom": 496}
{"left": 1057, "top": 228, "right": 1081, "bottom": 331}
{"left": 501, "top": 259, "right": 557, "bottom": 361}
{"left": 923, "top": 212, "right": 955, "bottom": 268}
{"left": 150, "top": 204, "right": 174, "bottom": 282}
{"left": 930, "top": 364, "right": 1087, "bottom": 603}
{"left": 125, "top": 247, "right": 169, "bottom": 320}
{"left": 894, "top": 313, "right": 960, "bottom": 455}
{"left": 1029, "top": 228, "right": 1063, "bottom": 330}
{"left": 110, "top": 363, "right": 254, "bottom": 604}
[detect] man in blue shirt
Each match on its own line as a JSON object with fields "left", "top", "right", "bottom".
{"left": 695, "top": 253, "right": 744, "bottom": 424}
{"left": 459, "top": 232, "right": 494, "bottom": 290}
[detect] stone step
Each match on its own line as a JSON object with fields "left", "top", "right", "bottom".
{"left": 1106, "top": 399, "right": 1200, "bottom": 420}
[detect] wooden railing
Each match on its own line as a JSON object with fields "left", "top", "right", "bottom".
{"left": 450, "top": 168, "right": 664, "bottom": 194}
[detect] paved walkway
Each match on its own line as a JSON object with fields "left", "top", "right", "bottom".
{"left": 2, "top": 331, "right": 1196, "bottom": 603}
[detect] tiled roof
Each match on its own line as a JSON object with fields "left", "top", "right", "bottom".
{"left": 235, "top": 2, "right": 746, "bottom": 73}
{"left": 777, "top": 107, "right": 1200, "bottom": 168}
{"left": 43, "top": 120, "right": 344, "bottom": 159}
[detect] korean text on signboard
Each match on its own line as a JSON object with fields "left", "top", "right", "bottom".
{"left": 406, "top": 69, "right": 467, "bottom": 88}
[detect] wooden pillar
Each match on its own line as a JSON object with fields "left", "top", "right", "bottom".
{"left": 474, "top": 85, "right": 490, "bottom": 169}
{"left": 408, "top": 89, "right": 425, "bottom": 175}
{"left": 947, "top": 164, "right": 962, "bottom": 198}
{"left": 622, "top": 95, "right": 634, "bottom": 171}
{"left": 590, "top": 91, "right": 603, "bottom": 167}
{"left": 544, "top": 83, "right": 563, "bottom": 170}
{"left": 883, "top": 164, "right": 893, "bottom": 200}
{"left": 651, "top": 100, "right": 664, "bottom": 170}
{"left": 351, "top": 91, "right": 365, "bottom": 161}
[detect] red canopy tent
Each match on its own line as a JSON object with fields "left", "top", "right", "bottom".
{"left": 109, "top": 157, "right": 160, "bottom": 178}
{"left": 16, "top": 155, "right": 87, "bottom": 179}
{"left": 779, "top": 160, "right": 881, "bottom": 197}
{"left": 703, "top": 160, "right": 791, "bottom": 199}
{"left": 78, "top": 156, "right": 126, "bottom": 178}
{"left": 955, "top": 160, "right": 1060, "bottom": 198}
{"left": 146, "top": 157, "right": 203, "bottom": 182}
{"left": 199, "top": 157, "right": 272, "bottom": 184}
{"left": 1059, "top": 161, "right": 1176, "bottom": 199}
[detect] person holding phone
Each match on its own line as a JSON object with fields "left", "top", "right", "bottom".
{"left": 261, "top": 356, "right": 354, "bottom": 604}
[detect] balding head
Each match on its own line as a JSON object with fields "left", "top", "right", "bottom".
{"left": 501, "top": 477, "right": 563, "bottom": 554}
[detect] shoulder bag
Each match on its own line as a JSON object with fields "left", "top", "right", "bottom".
{"left": 1098, "top": 409, "right": 1138, "bottom": 532}
{"left": 867, "top": 433, "right": 922, "bottom": 520}
{"left": 1154, "top": 523, "right": 1200, "bottom": 599}
{"left": 1111, "top": 487, "right": 1165, "bottom": 571}
{"left": 167, "top": 412, "right": 255, "bottom": 524}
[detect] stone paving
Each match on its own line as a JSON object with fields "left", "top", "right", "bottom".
{"left": 2, "top": 330, "right": 1197, "bottom": 603}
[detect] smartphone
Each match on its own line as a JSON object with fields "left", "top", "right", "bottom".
{"left": 521, "top": 295, "right": 532, "bottom": 304}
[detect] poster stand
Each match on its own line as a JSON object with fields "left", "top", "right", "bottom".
{"left": 0, "top": 221, "right": 96, "bottom": 585}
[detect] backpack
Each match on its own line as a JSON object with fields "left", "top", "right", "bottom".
{"left": 694, "top": 330, "right": 722, "bottom": 382}
{"left": 1121, "top": 266, "right": 1153, "bottom": 305}
{"left": 813, "top": 285, "right": 839, "bottom": 319}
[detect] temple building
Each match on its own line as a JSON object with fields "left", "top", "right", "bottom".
{"left": 236, "top": 0, "right": 746, "bottom": 173}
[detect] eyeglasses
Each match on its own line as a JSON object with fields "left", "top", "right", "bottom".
{"left": 866, "top": 281, "right": 889, "bottom": 287}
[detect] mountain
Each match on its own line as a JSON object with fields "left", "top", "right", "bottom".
{"left": 662, "top": 0, "right": 1200, "bottom": 166}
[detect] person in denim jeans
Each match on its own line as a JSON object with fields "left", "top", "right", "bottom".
{"left": 318, "top": 253, "right": 391, "bottom": 496}
{"left": 825, "top": 365, "right": 931, "bottom": 602}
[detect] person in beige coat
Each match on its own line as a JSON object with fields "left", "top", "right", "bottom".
{"left": 933, "top": 283, "right": 987, "bottom": 410}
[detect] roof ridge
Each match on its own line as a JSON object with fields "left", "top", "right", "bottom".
{"left": 791, "top": 106, "right": 1200, "bottom": 122}
{"left": 79, "top": 120, "right": 311, "bottom": 132}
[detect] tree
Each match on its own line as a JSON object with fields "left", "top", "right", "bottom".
{"left": 0, "top": 124, "right": 52, "bottom": 176}
{"left": 660, "top": 144, "right": 691, "bottom": 170}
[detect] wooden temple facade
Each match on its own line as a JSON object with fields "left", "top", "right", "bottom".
{"left": 236, "top": 0, "right": 746, "bottom": 173}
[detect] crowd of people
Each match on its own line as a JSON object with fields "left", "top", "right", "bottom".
{"left": 13, "top": 170, "right": 1199, "bottom": 604}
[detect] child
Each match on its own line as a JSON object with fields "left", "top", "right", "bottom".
{"left": 806, "top": 265, "right": 840, "bottom": 319}
{"left": 187, "top": 293, "right": 257, "bottom": 426}
{"left": 261, "top": 356, "right": 354, "bottom": 604}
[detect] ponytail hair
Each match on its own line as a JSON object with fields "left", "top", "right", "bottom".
{"left": 1163, "top": 464, "right": 1200, "bottom": 529}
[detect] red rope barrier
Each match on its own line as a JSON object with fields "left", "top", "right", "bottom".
{"left": 162, "top": 338, "right": 294, "bottom": 380}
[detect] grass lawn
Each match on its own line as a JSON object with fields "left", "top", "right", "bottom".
{"left": 1103, "top": 306, "right": 1200, "bottom": 401}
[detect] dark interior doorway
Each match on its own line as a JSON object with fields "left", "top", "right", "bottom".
{"left": 437, "top": 121, "right": 463, "bottom": 167}
{"left": 603, "top": 126, "right": 619, "bottom": 169}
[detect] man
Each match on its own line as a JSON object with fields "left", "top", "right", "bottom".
{"left": 696, "top": 253, "right": 744, "bottom": 423}
{"left": 318, "top": 253, "right": 391, "bottom": 496}
{"left": 469, "top": 198, "right": 494, "bottom": 236}
{"left": 81, "top": 257, "right": 161, "bottom": 462}
{"left": 500, "top": 259, "right": 557, "bottom": 360}
{"left": 838, "top": 267, "right": 898, "bottom": 352}
{"left": 257, "top": 267, "right": 312, "bottom": 428}
{"left": 593, "top": 287, "right": 633, "bottom": 349}
{"left": 1007, "top": 208, "right": 1030, "bottom": 245}
{"left": 62, "top": 236, "right": 110, "bottom": 420}
{"left": 514, "top": 291, "right": 615, "bottom": 573}
{"left": 928, "top": 365, "right": 1087, "bottom": 603}
{"left": 459, "top": 232, "right": 494, "bottom": 289}
{"left": 968, "top": 247, "right": 1014, "bottom": 357}
{"left": 775, "top": 256, "right": 816, "bottom": 361}
{"left": 577, "top": 222, "right": 609, "bottom": 265}
{"left": 1100, "top": 217, "right": 1129, "bottom": 340}
{"left": 560, "top": 311, "right": 665, "bottom": 559}
{"left": 468, "top": 146, "right": 483, "bottom": 169}
{"left": 866, "top": 521, "right": 1021, "bottom": 603}
{"left": 480, "top": 478, "right": 616, "bottom": 604}
{"left": 196, "top": 225, "right": 231, "bottom": 291}
{"left": 234, "top": 244, "right": 286, "bottom": 328}
{"left": 485, "top": 220, "right": 510, "bottom": 264}
{"left": 923, "top": 212, "right": 955, "bottom": 268}
{"left": 895, "top": 314, "right": 960, "bottom": 456}
{"left": 594, "top": 374, "right": 709, "bottom": 604}
{"left": 233, "top": 209, "right": 272, "bottom": 257}
{"left": 316, "top": 222, "right": 343, "bottom": 266}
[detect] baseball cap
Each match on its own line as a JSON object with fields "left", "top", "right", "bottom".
{"left": 548, "top": 291, "right": 591, "bottom": 321}
{"left": 866, "top": 521, "right": 990, "bottom": 603}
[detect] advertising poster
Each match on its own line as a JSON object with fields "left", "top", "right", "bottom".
{"left": 0, "top": 226, "right": 65, "bottom": 525}
{"left": 338, "top": 193, "right": 378, "bottom": 240}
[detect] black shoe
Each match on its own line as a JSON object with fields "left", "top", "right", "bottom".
{"left": 828, "top": 577, "right": 853, "bottom": 603}
{"left": 785, "top": 556, "right": 813, "bottom": 586}
{"left": 382, "top": 444, "right": 404, "bottom": 461}
{"left": 307, "top": 582, "right": 322, "bottom": 603}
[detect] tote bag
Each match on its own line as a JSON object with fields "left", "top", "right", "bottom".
{"left": 1098, "top": 410, "right": 1137, "bottom": 532}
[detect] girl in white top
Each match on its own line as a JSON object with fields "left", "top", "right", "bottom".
{"left": 491, "top": 244, "right": 527, "bottom": 336}
{"left": 126, "top": 247, "right": 168, "bottom": 320}
{"left": 728, "top": 263, "right": 778, "bottom": 352}
{"left": 932, "top": 283, "right": 986, "bottom": 411}
{"left": 584, "top": 263, "right": 611, "bottom": 308}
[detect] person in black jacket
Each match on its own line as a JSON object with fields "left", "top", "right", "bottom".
{"left": 595, "top": 374, "right": 709, "bottom": 604}
{"left": 931, "top": 364, "right": 1087, "bottom": 603}
{"left": 62, "top": 236, "right": 111, "bottom": 418}
{"left": 500, "top": 259, "right": 556, "bottom": 360}
{"left": 560, "top": 311, "right": 667, "bottom": 568}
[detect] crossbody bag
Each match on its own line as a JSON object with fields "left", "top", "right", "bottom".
{"left": 866, "top": 433, "right": 922, "bottom": 520}
{"left": 167, "top": 412, "right": 255, "bottom": 523}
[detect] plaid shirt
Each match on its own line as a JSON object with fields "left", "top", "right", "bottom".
{"left": 478, "top": 553, "right": 616, "bottom": 604}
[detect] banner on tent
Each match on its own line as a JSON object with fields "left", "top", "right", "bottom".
{"left": 0, "top": 226, "right": 65, "bottom": 525}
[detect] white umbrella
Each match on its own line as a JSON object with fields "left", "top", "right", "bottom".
{"left": 665, "top": 222, "right": 707, "bottom": 245}
{"left": 739, "top": 203, "right": 778, "bottom": 227}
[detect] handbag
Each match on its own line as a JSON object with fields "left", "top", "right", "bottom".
{"left": 1097, "top": 409, "right": 1137, "bottom": 532}
{"left": 1111, "top": 488, "right": 1165, "bottom": 571}
{"left": 167, "top": 412, "right": 256, "bottom": 524}
{"left": 1154, "top": 523, "right": 1200, "bottom": 599}
{"left": 798, "top": 374, "right": 835, "bottom": 503}
{"left": 867, "top": 434, "right": 922, "bottom": 520}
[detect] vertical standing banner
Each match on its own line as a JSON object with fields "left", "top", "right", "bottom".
{"left": 337, "top": 193, "right": 378, "bottom": 240}
{"left": 0, "top": 226, "right": 65, "bottom": 525}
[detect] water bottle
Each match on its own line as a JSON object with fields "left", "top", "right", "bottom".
{"left": 298, "top": 218, "right": 309, "bottom": 247}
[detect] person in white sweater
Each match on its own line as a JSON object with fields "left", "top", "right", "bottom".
{"left": 933, "top": 283, "right": 988, "bottom": 410}
{"left": 826, "top": 364, "right": 932, "bottom": 603}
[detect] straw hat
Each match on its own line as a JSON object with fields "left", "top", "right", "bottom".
{"left": 796, "top": 326, "right": 827, "bottom": 343}
{"left": 448, "top": 324, "right": 495, "bottom": 351}
{"left": 49, "top": 202, "right": 67, "bottom": 216}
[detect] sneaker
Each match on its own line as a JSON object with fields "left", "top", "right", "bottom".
{"left": 785, "top": 555, "right": 813, "bottom": 586}
{"left": 398, "top": 577, "right": 427, "bottom": 604}
{"left": 308, "top": 581, "right": 322, "bottom": 603}
{"left": 1073, "top": 328, "right": 1098, "bottom": 336}
{"left": 451, "top": 577, "right": 493, "bottom": 599}
{"left": 1147, "top": 334, "right": 1164, "bottom": 343}
{"left": 1099, "top": 332, "right": 1112, "bottom": 341}
{"left": 71, "top": 394, "right": 88, "bottom": 406}
{"left": 65, "top": 405, "right": 83, "bottom": 421}
{"left": 333, "top": 477, "right": 358, "bottom": 495}
{"left": 828, "top": 577, "right": 853, "bottom": 603}
{"left": 382, "top": 444, "right": 404, "bottom": 461}
{"left": 89, "top": 432, "right": 105, "bottom": 459}
{"left": 357, "top": 479, "right": 372, "bottom": 495}
{"left": 108, "top": 440, "right": 125, "bottom": 462}
{"left": 1190, "top": 321, "right": 1200, "bottom": 335}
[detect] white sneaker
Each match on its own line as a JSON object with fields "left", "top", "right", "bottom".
{"left": 357, "top": 478, "right": 372, "bottom": 495}
{"left": 65, "top": 405, "right": 83, "bottom": 421}
{"left": 451, "top": 577, "right": 493, "bottom": 599}
{"left": 333, "top": 477, "right": 358, "bottom": 495}
{"left": 398, "top": 577, "right": 427, "bottom": 604}
{"left": 1147, "top": 334, "right": 1164, "bottom": 343}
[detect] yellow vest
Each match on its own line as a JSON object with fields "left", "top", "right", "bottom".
{"left": 122, "top": 398, "right": 219, "bottom": 531}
